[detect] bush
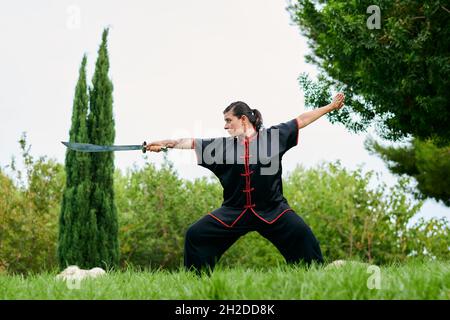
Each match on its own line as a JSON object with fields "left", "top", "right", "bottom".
{"left": 116, "top": 160, "right": 449, "bottom": 269}
{"left": 0, "top": 134, "right": 64, "bottom": 274}
{"left": 283, "top": 162, "right": 449, "bottom": 264}
{"left": 116, "top": 161, "right": 223, "bottom": 269}
{"left": 1, "top": 138, "right": 448, "bottom": 273}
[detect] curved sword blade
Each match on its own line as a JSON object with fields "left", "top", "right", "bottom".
{"left": 61, "top": 142, "right": 142, "bottom": 152}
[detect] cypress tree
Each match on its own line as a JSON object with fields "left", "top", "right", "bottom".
{"left": 58, "top": 55, "right": 98, "bottom": 268}
{"left": 87, "top": 28, "right": 119, "bottom": 268}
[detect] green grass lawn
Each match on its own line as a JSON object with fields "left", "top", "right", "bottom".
{"left": 0, "top": 259, "right": 448, "bottom": 299}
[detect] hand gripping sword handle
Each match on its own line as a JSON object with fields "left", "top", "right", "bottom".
{"left": 142, "top": 141, "right": 169, "bottom": 153}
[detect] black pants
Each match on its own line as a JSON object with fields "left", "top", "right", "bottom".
{"left": 184, "top": 210, "right": 323, "bottom": 273}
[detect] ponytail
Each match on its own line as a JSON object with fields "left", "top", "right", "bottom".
{"left": 251, "top": 108, "right": 263, "bottom": 131}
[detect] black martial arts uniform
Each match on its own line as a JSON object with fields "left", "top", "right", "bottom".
{"left": 185, "top": 118, "right": 323, "bottom": 272}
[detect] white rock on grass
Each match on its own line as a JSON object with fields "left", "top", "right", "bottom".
{"left": 56, "top": 265, "right": 106, "bottom": 281}
{"left": 324, "top": 260, "right": 371, "bottom": 270}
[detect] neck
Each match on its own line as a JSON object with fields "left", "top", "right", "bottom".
{"left": 238, "top": 126, "right": 257, "bottom": 139}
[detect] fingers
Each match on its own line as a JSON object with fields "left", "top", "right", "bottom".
{"left": 145, "top": 140, "right": 174, "bottom": 152}
{"left": 145, "top": 143, "right": 164, "bottom": 152}
{"left": 150, "top": 145, "right": 163, "bottom": 152}
{"left": 335, "top": 92, "right": 345, "bottom": 102}
{"left": 333, "top": 92, "right": 345, "bottom": 109}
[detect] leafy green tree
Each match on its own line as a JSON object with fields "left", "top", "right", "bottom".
{"left": 1, "top": 134, "right": 64, "bottom": 274}
{"left": 288, "top": 0, "right": 450, "bottom": 143}
{"left": 58, "top": 55, "right": 96, "bottom": 268}
{"left": 87, "top": 28, "right": 119, "bottom": 268}
{"left": 366, "top": 137, "right": 450, "bottom": 206}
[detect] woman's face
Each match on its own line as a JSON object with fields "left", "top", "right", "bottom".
{"left": 223, "top": 111, "right": 245, "bottom": 137}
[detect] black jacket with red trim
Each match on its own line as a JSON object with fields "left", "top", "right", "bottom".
{"left": 194, "top": 118, "right": 299, "bottom": 227}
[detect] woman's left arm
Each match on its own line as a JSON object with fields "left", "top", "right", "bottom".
{"left": 296, "top": 93, "right": 345, "bottom": 129}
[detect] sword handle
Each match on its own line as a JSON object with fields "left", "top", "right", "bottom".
{"left": 142, "top": 141, "right": 169, "bottom": 153}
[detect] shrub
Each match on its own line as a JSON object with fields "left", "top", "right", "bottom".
{"left": 116, "top": 161, "right": 223, "bottom": 269}
{"left": 1, "top": 139, "right": 448, "bottom": 273}
{"left": 0, "top": 135, "right": 64, "bottom": 274}
{"left": 116, "top": 160, "right": 449, "bottom": 269}
{"left": 283, "top": 162, "right": 449, "bottom": 264}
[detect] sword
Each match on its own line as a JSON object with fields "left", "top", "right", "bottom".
{"left": 61, "top": 141, "right": 168, "bottom": 153}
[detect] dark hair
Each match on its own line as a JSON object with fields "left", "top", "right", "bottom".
{"left": 223, "top": 101, "right": 263, "bottom": 131}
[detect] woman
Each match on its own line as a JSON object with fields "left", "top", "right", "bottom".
{"left": 146, "top": 93, "right": 345, "bottom": 273}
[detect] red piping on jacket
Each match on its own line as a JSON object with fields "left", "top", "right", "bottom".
{"left": 242, "top": 138, "right": 254, "bottom": 210}
{"left": 250, "top": 208, "right": 292, "bottom": 224}
{"left": 208, "top": 208, "right": 248, "bottom": 228}
{"left": 208, "top": 207, "right": 293, "bottom": 228}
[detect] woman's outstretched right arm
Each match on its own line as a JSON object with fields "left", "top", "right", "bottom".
{"left": 145, "top": 138, "right": 194, "bottom": 152}
{"left": 296, "top": 93, "right": 345, "bottom": 129}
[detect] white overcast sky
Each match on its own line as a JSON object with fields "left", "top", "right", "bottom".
{"left": 0, "top": 0, "right": 448, "bottom": 223}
